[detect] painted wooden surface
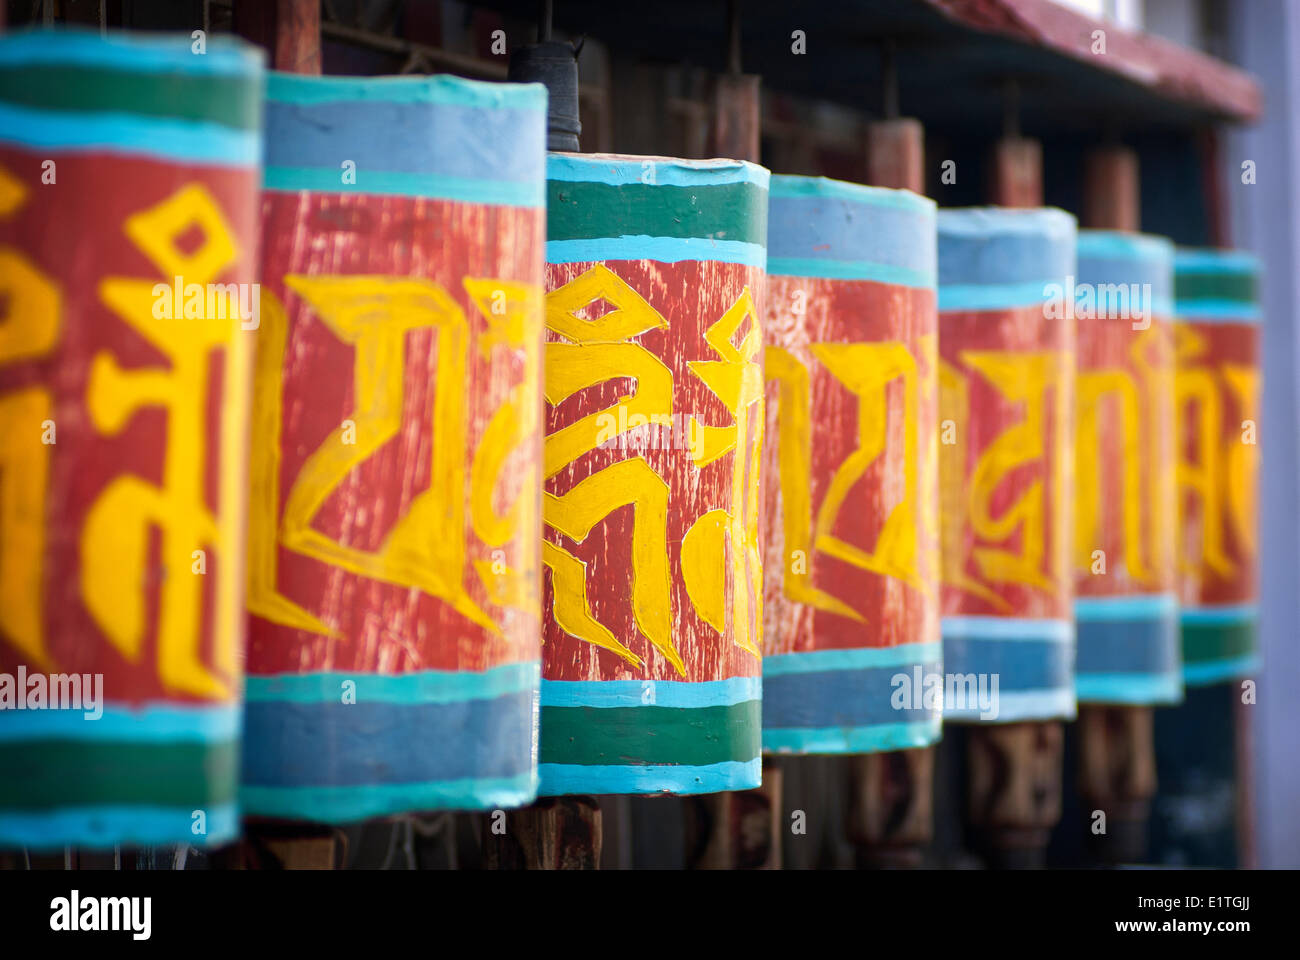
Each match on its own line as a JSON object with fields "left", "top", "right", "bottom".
{"left": 241, "top": 73, "right": 547, "bottom": 821}
{"left": 0, "top": 29, "right": 262, "bottom": 848}
{"left": 1073, "top": 232, "right": 1181, "bottom": 705}
{"left": 762, "top": 175, "right": 940, "bottom": 754}
{"left": 936, "top": 208, "right": 1077, "bottom": 723}
{"left": 538, "top": 153, "right": 768, "bottom": 795}
{"left": 1172, "top": 249, "right": 1260, "bottom": 686}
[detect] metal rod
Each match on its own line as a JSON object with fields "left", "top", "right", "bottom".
{"left": 1003, "top": 78, "right": 1020, "bottom": 139}
{"left": 727, "top": 0, "right": 742, "bottom": 75}
{"left": 540, "top": 0, "right": 554, "bottom": 42}
{"left": 881, "top": 39, "right": 899, "bottom": 119}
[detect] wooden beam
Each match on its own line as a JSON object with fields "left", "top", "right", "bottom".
{"left": 482, "top": 798, "right": 603, "bottom": 870}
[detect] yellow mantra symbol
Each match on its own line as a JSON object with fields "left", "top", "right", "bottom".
{"left": 1173, "top": 324, "right": 1259, "bottom": 575}
{"left": 0, "top": 178, "right": 248, "bottom": 699}
{"left": 766, "top": 334, "right": 933, "bottom": 622}
{"left": 247, "top": 276, "right": 542, "bottom": 639}
{"left": 940, "top": 349, "right": 1071, "bottom": 610}
{"left": 542, "top": 264, "right": 762, "bottom": 677}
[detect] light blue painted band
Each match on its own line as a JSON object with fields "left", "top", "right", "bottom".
{"left": 0, "top": 101, "right": 259, "bottom": 166}
{"left": 1183, "top": 654, "right": 1261, "bottom": 687}
{"left": 763, "top": 719, "right": 941, "bottom": 755}
{"left": 0, "top": 803, "right": 239, "bottom": 851}
{"left": 1077, "top": 230, "right": 1175, "bottom": 266}
{"left": 941, "top": 616, "right": 1074, "bottom": 642}
{"left": 766, "top": 257, "right": 935, "bottom": 287}
{"left": 546, "top": 153, "right": 770, "bottom": 189}
{"left": 945, "top": 689, "right": 1077, "bottom": 722}
{"left": 937, "top": 206, "right": 1077, "bottom": 299}
{"left": 540, "top": 676, "right": 759, "bottom": 709}
{"left": 1075, "top": 672, "right": 1184, "bottom": 704}
{"left": 0, "top": 702, "right": 240, "bottom": 742}
{"left": 769, "top": 174, "right": 935, "bottom": 214}
{"left": 240, "top": 772, "right": 538, "bottom": 822}
{"left": 1174, "top": 301, "right": 1262, "bottom": 322}
{"left": 546, "top": 236, "right": 767, "bottom": 267}
{"left": 0, "top": 27, "right": 262, "bottom": 75}
{"left": 244, "top": 660, "right": 539, "bottom": 705}
{"left": 763, "top": 642, "right": 942, "bottom": 676}
{"left": 267, "top": 71, "right": 546, "bottom": 112}
{"left": 1180, "top": 604, "right": 1258, "bottom": 626}
{"left": 1075, "top": 593, "right": 1178, "bottom": 622}
{"left": 1174, "top": 248, "right": 1261, "bottom": 274}
{"left": 262, "top": 166, "right": 544, "bottom": 206}
{"left": 938, "top": 281, "right": 1057, "bottom": 312}
{"left": 537, "top": 759, "right": 761, "bottom": 796}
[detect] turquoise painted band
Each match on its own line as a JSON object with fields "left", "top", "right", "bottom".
{"left": 763, "top": 719, "right": 941, "bottom": 755}
{"left": 1075, "top": 672, "right": 1184, "bottom": 704}
{"left": 1076, "top": 593, "right": 1178, "bottom": 622}
{"left": 547, "top": 153, "right": 769, "bottom": 188}
{"left": 766, "top": 257, "right": 935, "bottom": 288}
{"left": 1184, "top": 654, "right": 1261, "bottom": 687}
{"left": 267, "top": 71, "right": 546, "bottom": 111}
{"left": 942, "top": 615, "right": 1074, "bottom": 642}
{"left": 540, "top": 676, "right": 759, "bottom": 709}
{"left": 546, "top": 236, "right": 766, "bottom": 267}
{"left": 770, "top": 174, "right": 934, "bottom": 214}
{"left": 945, "top": 689, "right": 1077, "bottom": 723}
{"left": 764, "top": 641, "right": 942, "bottom": 676}
{"left": 244, "top": 660, "right": 540, "bottom": 705}
{"left": 538, "top": 759, "right": 761, "bottom": 796}
{"left": 0, "top": 802, "right": 238, "bottom": 851}
{"left": 263, "top": 166, "right": 545, "bottom": 207}
{"left": 0, "top": 101, "right": 258, "bottom": 165}
{"left": 0, "top": 702, "right": 240, "bottom": 742}
{"left": 0, "top": 27, "right": 261, "bottom": 75}
{"left": 1180, "top": 604, "right": 1257, "bottom": 625}
{"left": 240, "top": 772, "right": 538, "bottom": 823}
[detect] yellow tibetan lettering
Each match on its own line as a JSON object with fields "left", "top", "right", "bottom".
{"left": 465, "top": 277, "right": 544, "bottom": 616}
{"left": 962, "top": 350, "right": 1066, "bottom": 596}
{"left": 0, "top": 168, "right": 59, "bottom": 669}
{"left": 277, "top": 274, "right": 497, "bottom": 634}
{"left": 85, "top": 184, "right": 249, "bottom": 699}
{"left": 811, "top": 341, "right": 925, "bottom": 595}
{"left": 1173, "top": 325, "right": 1233, "bottom": 578}
{"left": 763, "top": 345, "right": 861, "bottom": 621}
{"left": 684, "top": 287, "right": 764, "bottom": 659}
{"left": 542, "top": 265, "right": 679, "bottom": 673}
{"left": 1221, "top": 363, "right": 1260, "bottom": 559}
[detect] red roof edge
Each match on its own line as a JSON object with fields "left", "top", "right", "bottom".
{"left": 923, "top": 0, "right": 1262, "bottom": 123}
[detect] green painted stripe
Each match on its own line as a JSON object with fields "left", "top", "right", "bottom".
{"left": 1181, "top": 618, "right": 1256, "bottom": 666}
{"left": 547, "top": 179, "right": 767, "bottom": 245}
{"left": 0, "top": 739, "right": 238, "bottom": 810}
{"left": 0, "top": 65, "right": 260, "bottom": 130}
{"left": 539, "top": 701, "right": 760, "bottom": 766}
{"left": 1174, "top": 270, "right": 1257, "bottom": 306}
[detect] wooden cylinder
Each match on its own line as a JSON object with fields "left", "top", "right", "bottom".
{"left": 241, "top": 74, "right": 547, "bottom": 821}
{"left": 0, "top": 31, "right": 263, "bottom": 848}
{"left": 537, "top": 154, "right": 767, "bottom": 796}
{"left": 1172, "top": 250, "right": 1261, "bottom": 683}
{"left": 1073, "top": 234, "right": 1181, "bottom": 703}
{"left": 936, "top": 209, "right": 1078, "bottom": 859}
{"left": 762, "top": 177, "right": 940, "bottom": 753}
{"left": 866, "top": 120, "right": 925, "bottom": 195}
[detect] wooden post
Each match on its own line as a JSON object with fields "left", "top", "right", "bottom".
{"left": 711, "top": 0, "right": 760, "bottom": 162}
{"left": 956, "top": 120, "right": 1067, "bottom": 870}
{"left": 1076, "top": 144, "right": 1161, "bottom": 864}
{"left": 482, "top": 798, "right": 603, "bottom": 870}
{"left": 234, "top": 0, "right": 321, "bottom": 74}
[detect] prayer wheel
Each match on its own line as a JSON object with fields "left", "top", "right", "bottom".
{"left": 0, "top": 30, "right": 263, "bottom": 847}
{"left": 936, "top": 208, "right": 1078, "bottom": 723}
{"left": 241, "top": 73, "right": 547, "bottom": 820}
{"left": 762, "top": 175, "right": 940, "bottom": 754}
{"left": 1073, "top": 231, "right": 1182, "bottom": 704}
{"left": 538, "top": 153, "right": 768, "bottom": 795}
{"left": 1172, "top": 249, "right": 1261, "bottom": 686}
